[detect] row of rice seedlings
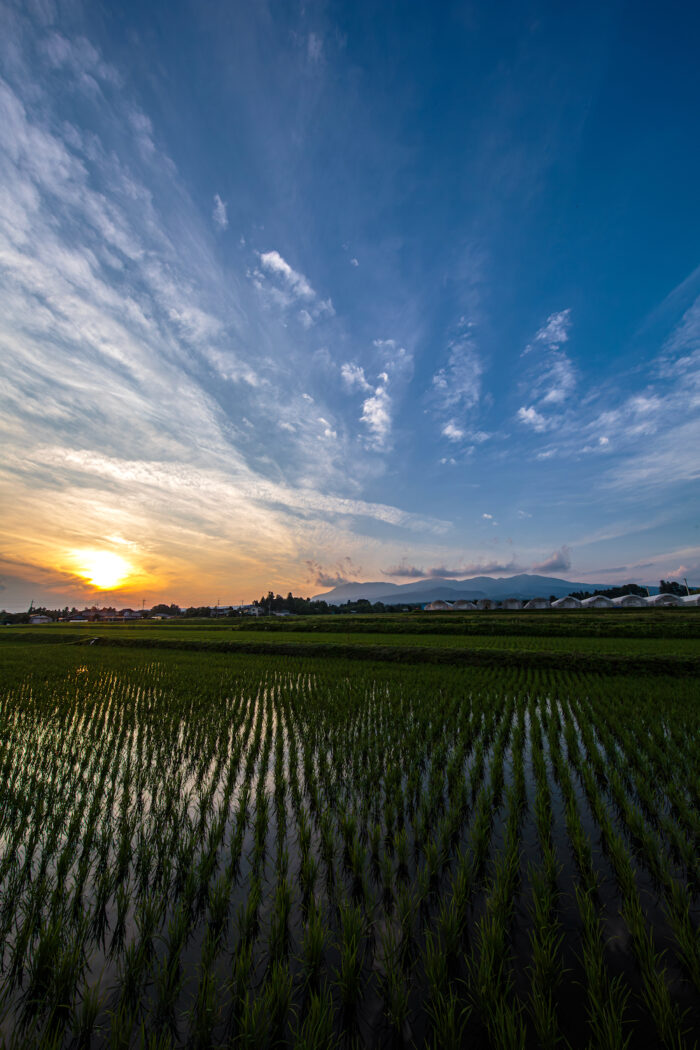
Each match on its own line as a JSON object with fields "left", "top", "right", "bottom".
{"left": 560, "top": 702, "right": 690, "bottom": 1049}
{"left": 568, "top": 697, "right": 700, "bottom": 996}
{"left": 461, "top": 697, "right": 527, "bottom": 1048}
{"left": 525, "top": 699, "right": 566, "bottom": 1049}
{"left": 586, "top": 693, "right": 700, "bottom": 890}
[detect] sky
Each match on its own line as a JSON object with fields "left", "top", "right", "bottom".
{"left": 1, "top": 0, "right": 700, "bottom": 610}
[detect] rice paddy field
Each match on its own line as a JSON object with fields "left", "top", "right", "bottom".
{"left": 1, "top": 616, "right": 699, "bottom": 1048}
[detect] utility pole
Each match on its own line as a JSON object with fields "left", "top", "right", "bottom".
{"left": 684, "top": 577, "right": 690, "bottom": 596}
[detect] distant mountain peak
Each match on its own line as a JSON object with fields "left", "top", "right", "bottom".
{"left": 312, "top": 573, "right": 611, "bottom": 605}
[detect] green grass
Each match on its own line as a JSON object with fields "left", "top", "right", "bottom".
{"left": 14, "top": 623, "right": 700, "bottom": 654}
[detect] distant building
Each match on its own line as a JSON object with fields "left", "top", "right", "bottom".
{"left": 580, "top": 595, "right": 614, "bottom": 608}
{"left": 29, "top": 614, "right": 51, "bottom": 624}
{"left": 645, "top": 593, "right": 682, "bottom": 606}
{"left": 551, "top": 596, "right": 582, "bottom": 609}
{"left": 680, "top": 593, "right": 700, "bottom": 605}
{"left": 476, "top": 599, "right": 496, "bottom": 610}
{"left": 611, "top": 594, "right": 646, "bottom": 607}
{"left": 425, "top": 600, "right": 453, "bottom": 611}
{"left": 524, "top": 598, "right": 550, "bottom": 610}
{"left": 452, "top": 600, "right": 477, "bottom": 610}
{"left": 500, "top": 598, "right": 522, "bottom": 610}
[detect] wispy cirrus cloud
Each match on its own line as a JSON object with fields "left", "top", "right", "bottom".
{"left": 522, "top": 308, "right": 571, "bottom": 355}
{"left": 360, "top": 376, "right": 392, "bottom": 449}
{"left": 212, "top": 193, "right": 228, "bottom": 230}
{"left": 432, "top": 326, "right": 483, "bottom": 419}
{"left": 253, "top": 249, "right": 334, "bottom": 325}
{"left": 0, "top": 9, "right": 456, "bottom": 607}
{"left": 340, "top": 362, "right": 372, "bottom": 392}
{"left": 517, "top": 405, "right": 550, "bottom": 431}
{"left": 340, "top": 339, "right": 413, "bottom": 452}
{"left": 517, "top": 309, "right": 576, "bottom": 429}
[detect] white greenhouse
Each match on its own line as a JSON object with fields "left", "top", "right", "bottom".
{"left": 425, "top": 600, "right": 453, "bottom": 611}
{"left": 551, "top": 596, "right": 582, "bottom": 609}
{"left": 611, "top": 594, "right": 647, "bottom": 607}
{"left": 581, "top": 595, "right": 614, "bottom": 608}
{"left": 645, "top": 593, "right": 682, "bottom": 606}
{"left": 500, "top": 598, "right": 523, "bottom": 610}
{"left": 524, "top": 598, "right": 550, "bottom": 610}
{"left": 452, "top": 600, "right": 477, "bottom": 610}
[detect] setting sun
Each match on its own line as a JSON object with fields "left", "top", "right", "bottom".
{"left": 75, "top": 550, "right": 132, "bottom": 591}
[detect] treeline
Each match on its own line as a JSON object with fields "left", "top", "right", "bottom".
{"left": 254, "top": 592, "right": 412, "bottom": 615}
{"left": 569, "top": 584, "right": 647, "bottom": 600}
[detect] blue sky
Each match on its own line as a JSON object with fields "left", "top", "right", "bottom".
{"left": 1, "top": 0, "right": 699, "bottom": 608}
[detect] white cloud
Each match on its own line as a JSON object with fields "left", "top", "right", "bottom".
{"left": 442, "top": 420, "right": 465, "bottom": 442}
{"left": 482, "top": 513, "right": 493, "bottom": 520}
{"left": 532, "top": 546, "right": 572, "bottom": 573}
{"left": 517, "top": 405, "right": 549, "bottom": 431}
{"left": 361, "top": 384, "right": 392, "bottom": 448}
{"left": 212, "top": 193, "right": 228, "bottom": 230}
{"left": 258, "top": 249, "right": 315, "bottom": 299}
{"left": 517, "top": 510, "right": 532, "bottom": 519}
{"left": 432, "top": 332, "right": 483, "bottom": 413}
{"left": 307, "top": 33, "right": 323, "bottom": 63}
{"left": 350, "top": 257, "right": 359, "bottom": 267}
{"left": 341, "top": 363, "right": 372, "bottom": 392}
{"left": 523, "top": 309, "right": 571, "bottom": 355}
{"left": 255, "top": 249, "right": 333, "bottom": 325}
{"left": 540, "top": 355, "right": 576, "bottom": 404}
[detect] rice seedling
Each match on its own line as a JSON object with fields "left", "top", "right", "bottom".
{"left": 424, "top": 986, "right": 471, "bottom": 1050}
{"left": 301, "top": 900, "right": 326, "bottom": 988}
{"left": 268, "top": 876, "right": 293, "bottom": 961}
{"left": 292, "top": 985, "right": 337, "bottom": 1049}
{"left": 575, "top": 884, "right": 631, "bottom": 1050}
{"left": 264, "top": 958, "right": 293, "bottom": 1041}
{"left": 335, "top": 898, "right": 366, "bottom": 1016}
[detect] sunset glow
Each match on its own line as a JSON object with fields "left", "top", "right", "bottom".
{"left": 75, "top": 551, "right": 133, "bottom": 592}
{"left": 0, "top": 1, "right": 699, "bottom": 614}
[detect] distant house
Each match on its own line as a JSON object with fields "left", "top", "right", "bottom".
{"left": 425, "top": 600, "right": 453, "bottom": 611}
{"left": 29, "top": 614, "right": 51, "bottom": 624}
{"left": 500, "top": 598, "right": 522, "bottom": 610}
{"left": 611, "top": 594, "right": 646, "bottom": 607}
{"left": 524, "top": 598, "right": 550, "bottom": 610}
{"left": 580, "top": 595, "right": 614, "bottom": 609}
{"left": 645, "top": 593, "right": 682, "bottom": 606}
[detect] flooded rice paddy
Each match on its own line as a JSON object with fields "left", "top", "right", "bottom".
{"left": 0, "top": 643, "right": 698, "bottom": 1048}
